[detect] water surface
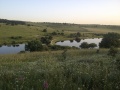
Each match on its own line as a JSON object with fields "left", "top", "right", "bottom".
{"left": 0, "top": 44, "right": 25, "bottom": 54}
{"left": 56, "top": 38, "right": 102, "bottom": 48}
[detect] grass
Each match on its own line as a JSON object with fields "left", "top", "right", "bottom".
{"left": 0, "top": 49, "right": 120, "bottom": 89}
{"left": 0, "top": 23, "right": 54, "bottom": 44}
{"left": 0, "top": 22, "right": 120, "bottom": 44}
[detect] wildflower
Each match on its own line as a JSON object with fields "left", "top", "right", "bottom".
{"left": 43, "top": 81, "right": 48, "bottom": 89}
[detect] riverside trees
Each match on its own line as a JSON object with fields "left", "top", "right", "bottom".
{"left": 99, "top": 32, "right": 120, "bottom": 48}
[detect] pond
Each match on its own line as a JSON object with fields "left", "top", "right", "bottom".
{"left": 0, "top": 44, "right": 25, "bottom": 54}
{"left": 56, "top": 38, "right": 102, "bottom": 49}
{"left": 0, "top": 38, "right": 102, "bottom": 54}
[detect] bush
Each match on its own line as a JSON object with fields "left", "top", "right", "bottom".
{"left": 25, "top": 40, "right": 43, "bottom": 52}
{"left": 89, "top": 43, "right": 97, "bottom": 48}
{"left": 108, "top": 46, "right": 118, "bottom": 57}
{"left": 75, "top": 37, "right": 81, "bottom": 42}
{"left": 42, "top": 29, "right": 47, "bottom": 32}
{"left": 41, "top": 36, "right": 52, "bottom": 45}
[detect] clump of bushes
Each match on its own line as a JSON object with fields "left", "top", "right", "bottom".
{"left": 48, "top": 45, "right": 71, "bottom": 50}
{"left": 41, "top": 36, "right": 53, "bottom": 45}
{"left": 80, "top": 42, "right": 89, "bottom": 48}
{"left": 80, "top": 42, "right": 97, "bottom": 49}
{"left": 69, "top": 32, "right": 81, "bottom": 38}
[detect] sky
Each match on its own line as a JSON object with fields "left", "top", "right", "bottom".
{"left": 0, "top": 0, "right": 120, "bottom": 25}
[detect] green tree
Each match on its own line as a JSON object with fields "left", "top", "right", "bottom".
{"left": 41, "top": 36, "right": 51, "bottom": 45}
{"left": 75, "top": 37, "right": 81, "bottom": 42}
{"left": 25, "top": 40, "right": 43, "bottom": 52}
{"left": 80, "top": 42, "right": 89, "bottom": 48}
{"left": 43, "top": 28, "right": 47, "bottom": 32}
{"left": 76, "top": 32, "right": 81, "bottom": 37}
{"left": 99, "top": 32, "right": 120, "bottom": 48}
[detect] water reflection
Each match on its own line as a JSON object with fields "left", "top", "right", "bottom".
{"left": 56, "top": 38, "right": 102, "bottom": 48}
{"left": 0, "top": 44, "right": 25, "bottom": 54}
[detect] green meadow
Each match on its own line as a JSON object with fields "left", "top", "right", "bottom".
{"left": 0, "top": 49, "right": 120, "bottom": 89}
{"left": 0, "top": 22, "right": 120, "bottom": 44}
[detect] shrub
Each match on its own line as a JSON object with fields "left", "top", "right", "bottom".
{"left": 75, "top": 37, "right": 81, "bottom": 42}
{"left": 25, "top": 40, "right": 43, "bottom": 52}
{"left": 42, "top": 29, "right": 47, "bottom": 32}
{"left": 41, "top": 36, "right": 51, "bottom": 45}
{"left": 89, "top": 43, "right": 97, "bottom": 48}
{"left": 108, "top": 46, "right": 118, "bottom": 57}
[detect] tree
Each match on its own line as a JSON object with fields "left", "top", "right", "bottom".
{"left": 99, "top": 32, "right": 120, "bottom": 48}
{"left": 89, "top": 43, "right": 97, "bottom": 48}
{"left": 75, "top": 37, "right": 81, "bottom": 42}
{"left": 76, "top": 32, "right": 81, "bottom": 37}
{"left": 41, "top": 36, "right": 51, "bottom": 45}
{"left": 25, "top": 40, "right": 43, "bottom": 52}
{"left": 80, "top": 42, "right": 89, "bottom": 48}
{"left": 42, "top": 28, "right": 47, "bottom": 32}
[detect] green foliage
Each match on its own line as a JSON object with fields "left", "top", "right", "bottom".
{"left": 80, "top": 42, "right": 89, "bottom": 48}
{"left": 115, "top": 57, "right": 120, "bottom": 70}
{"left": 10, "top": 36, "right": 22, "bottom": 39}
{"left": 76, "top": 32, "right": 81, "bottom": 37}
{"left": 0, "top": 19, "right": 26, "bottom": 25}
{"left": 69, "top": 32, "right": 81, "bottom": 38}
{"left": 80, "top": 42, "right": 97, "bottom": 49}
{"left": 99, "top": 32, "right": 120, "bottom": 48}
{"left": 41, "top": 36, "right": 52, "bottom": 45}
{"left": 25, "top": 40, "right": 43, "bottom": 51}
{"left": 75, "top": 37, "right": 81, "bottom": 42}
{"left": 49, "top": 45, "right": 71, "bottom": 50}
{"left": 61, "top": 49, "right": 67, "bottom": 60}
{"left": 42, "top": 28, "right": 47, "bottom": 32}
{"left": 89, "top": 43, "right": 97, "bottom": 48}
{"left": 108, "top": 46, "right": 118, "bottom": 57}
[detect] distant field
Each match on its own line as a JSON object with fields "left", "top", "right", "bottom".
{"left": 0, "top": 22, "right": 120, "bottom": 44}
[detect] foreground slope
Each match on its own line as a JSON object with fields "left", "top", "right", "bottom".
{"left": 0, "top": 49, "right": 120, "bottom": 90}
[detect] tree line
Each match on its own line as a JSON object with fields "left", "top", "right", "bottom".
{"left": 0, "top": 19, "right": 26, "bottom": 25}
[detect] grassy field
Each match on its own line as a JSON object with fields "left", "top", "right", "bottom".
{"left": 0, "top": 49, "right": 120, "bottom": 89}
{"left": 0, "top": 22, "right": 120, "bottom": 44}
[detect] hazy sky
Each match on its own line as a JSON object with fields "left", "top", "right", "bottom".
{"left": 0, "top": 0, "right": 120, "bottom": 25}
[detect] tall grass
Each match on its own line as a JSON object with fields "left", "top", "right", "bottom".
{"left": 0, "top": 49, "right": 120, "bottom": 89}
